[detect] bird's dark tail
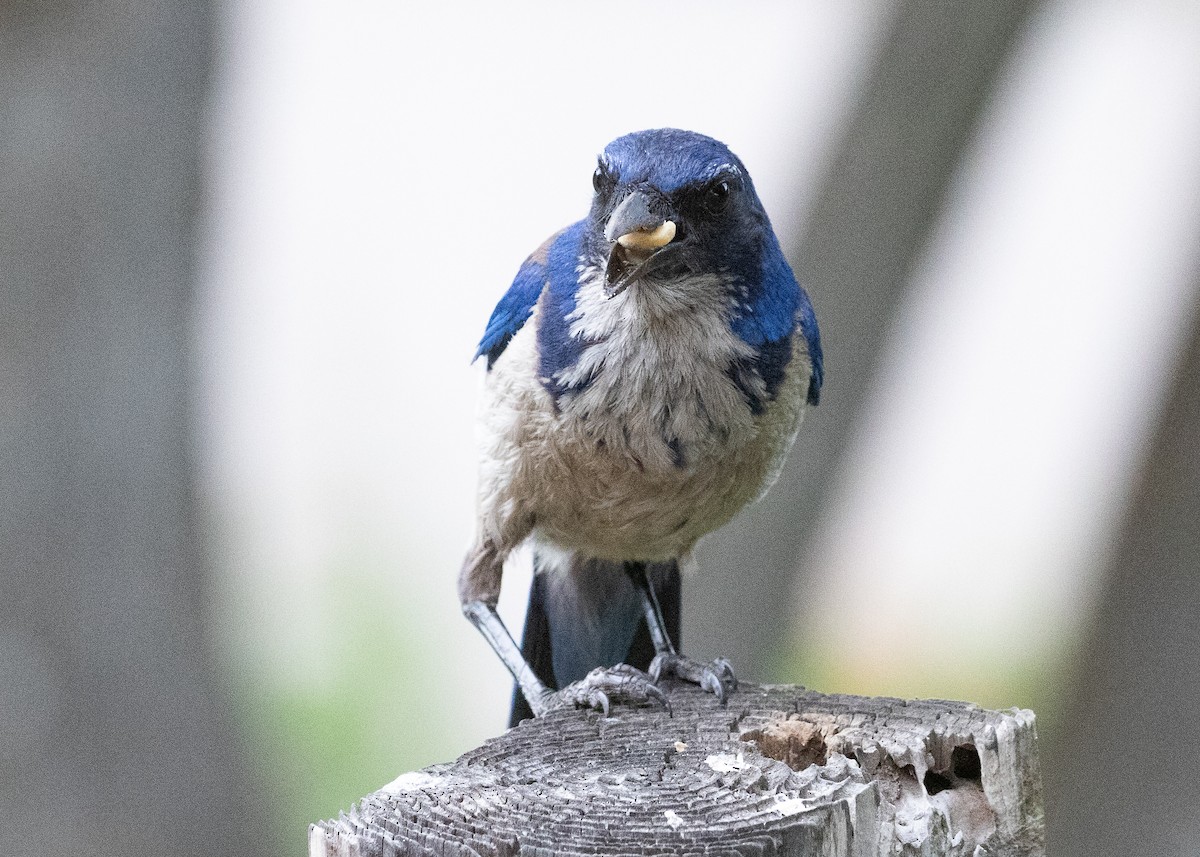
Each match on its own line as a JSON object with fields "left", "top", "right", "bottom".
{"left": 509, "top": 553, "right": 680, "bottom": 726}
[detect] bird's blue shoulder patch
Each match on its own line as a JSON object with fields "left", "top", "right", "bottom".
{"left": 797, "top": 286, "right": 823, "bottom": 405}
{"left": 732, "top": 236, "right": 801, "bottom": 346}
{"left": 727, "top": 235, "right": 823, "bottom": 408}
{"left": 727, "top": 233, "right": 816, "bottom": 410}
{"left": 475, "top": 228, "right": 567, "bottom": 369}
{"left": 535, "top": 221, "right": 590, "bottom": 397}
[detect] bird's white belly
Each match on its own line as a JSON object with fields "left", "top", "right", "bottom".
{"left": 525, "top": 412, "right": 797, "bottom": 560}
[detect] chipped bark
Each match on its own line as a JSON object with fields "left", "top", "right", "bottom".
{"left": 310, "top": 683, "right": 1044, "bottom": 856}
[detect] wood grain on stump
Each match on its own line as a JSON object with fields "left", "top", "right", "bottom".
{"left": 310, "top": 682, "right": 1043, "bottom": 856}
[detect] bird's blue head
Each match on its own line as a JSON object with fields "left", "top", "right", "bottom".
{"left": 585, "top": 129, "right": 772, "bottom": 297}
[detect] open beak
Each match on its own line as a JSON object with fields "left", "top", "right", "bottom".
{"left": 603, "top": 189, "right": 677, "bottom": 297}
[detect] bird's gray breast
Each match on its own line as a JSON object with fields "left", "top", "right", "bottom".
{"left": 551, "top": 271, "right": 761, "bottom": 474}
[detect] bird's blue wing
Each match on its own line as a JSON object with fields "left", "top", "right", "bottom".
{"left": 797, "top": 286, "right": 823, "bottom": 405}
{"left": 730, "top": 234, "right": 823, "bottom": 407}
{"left": 474, "top": 229, "right": 565, "bottom": 369}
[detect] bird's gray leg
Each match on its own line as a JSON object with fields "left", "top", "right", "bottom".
{"left": 460, "top": 539, "right": 555, "bottom": 716}
{"left": 461, "top": 600, "right": 557, "bottom": 716}
{"left": 460, "top": 541, "right": 667, "bottom": 718}
{"left": 624, "top": 561, "right": 738, "bottom": 703}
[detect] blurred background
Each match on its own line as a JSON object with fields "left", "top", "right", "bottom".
{"left": 3, "top": 0, "right": 1199, "bottom": 855}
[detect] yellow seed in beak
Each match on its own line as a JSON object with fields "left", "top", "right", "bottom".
{"left": 616, "top": 220, "right": 676, "bottom": 252}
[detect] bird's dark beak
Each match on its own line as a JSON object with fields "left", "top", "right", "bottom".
{"left": 603, "top": 189, "right": 677, "bottom": 297}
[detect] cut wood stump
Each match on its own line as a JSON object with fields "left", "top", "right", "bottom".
{"left": 310, "top": 682, "right": 1044, "bottom": 856}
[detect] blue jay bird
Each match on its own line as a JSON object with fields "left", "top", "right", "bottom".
{"left": 460, "top": 129, "right": 822, "bottom": 723}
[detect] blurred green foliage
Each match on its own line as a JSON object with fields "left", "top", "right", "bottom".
{"left": 228, "top": 563, "right": 470, "bottom": 853}
{"left": 772, "top": 633, "right": 1072, "bottom": 736}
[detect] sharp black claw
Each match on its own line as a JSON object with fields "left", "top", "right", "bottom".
{"left": 646, "top": 681, "right": 672, "bottom": 715}
{"left": 702, "top": 670, "right": 727, "bottom": 704}
{"left": 650, "top": 653, "right": 737, "bottom": 704}
{"left": 714, "top": 657, "right": 737, "bottom": 691}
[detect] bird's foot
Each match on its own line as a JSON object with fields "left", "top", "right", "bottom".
{"left": 543, "top": 663, "right": 671, "bottom": 717}
{"left": 649, "top": 653, "right": 738, "bottom": 704}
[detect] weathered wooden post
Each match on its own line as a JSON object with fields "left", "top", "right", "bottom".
{"left": 310, "top": 682, "right": 1043, "bottom": 856}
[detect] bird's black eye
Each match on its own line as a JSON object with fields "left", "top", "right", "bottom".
{"left": 593, "top": 164, "right": 614, "bottom": 195}
{"left": 704, "top": 179, "right": 731, "bottom": 214}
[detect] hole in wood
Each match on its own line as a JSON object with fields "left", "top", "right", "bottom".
{"left": 739, "top": 718, "right": 828, "bottom": 770}
{"left": 923, "top": 770, "right": 953, "bottom": 795}
{"left": 952, "top": 743, "right": 982, "bottom": 781}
